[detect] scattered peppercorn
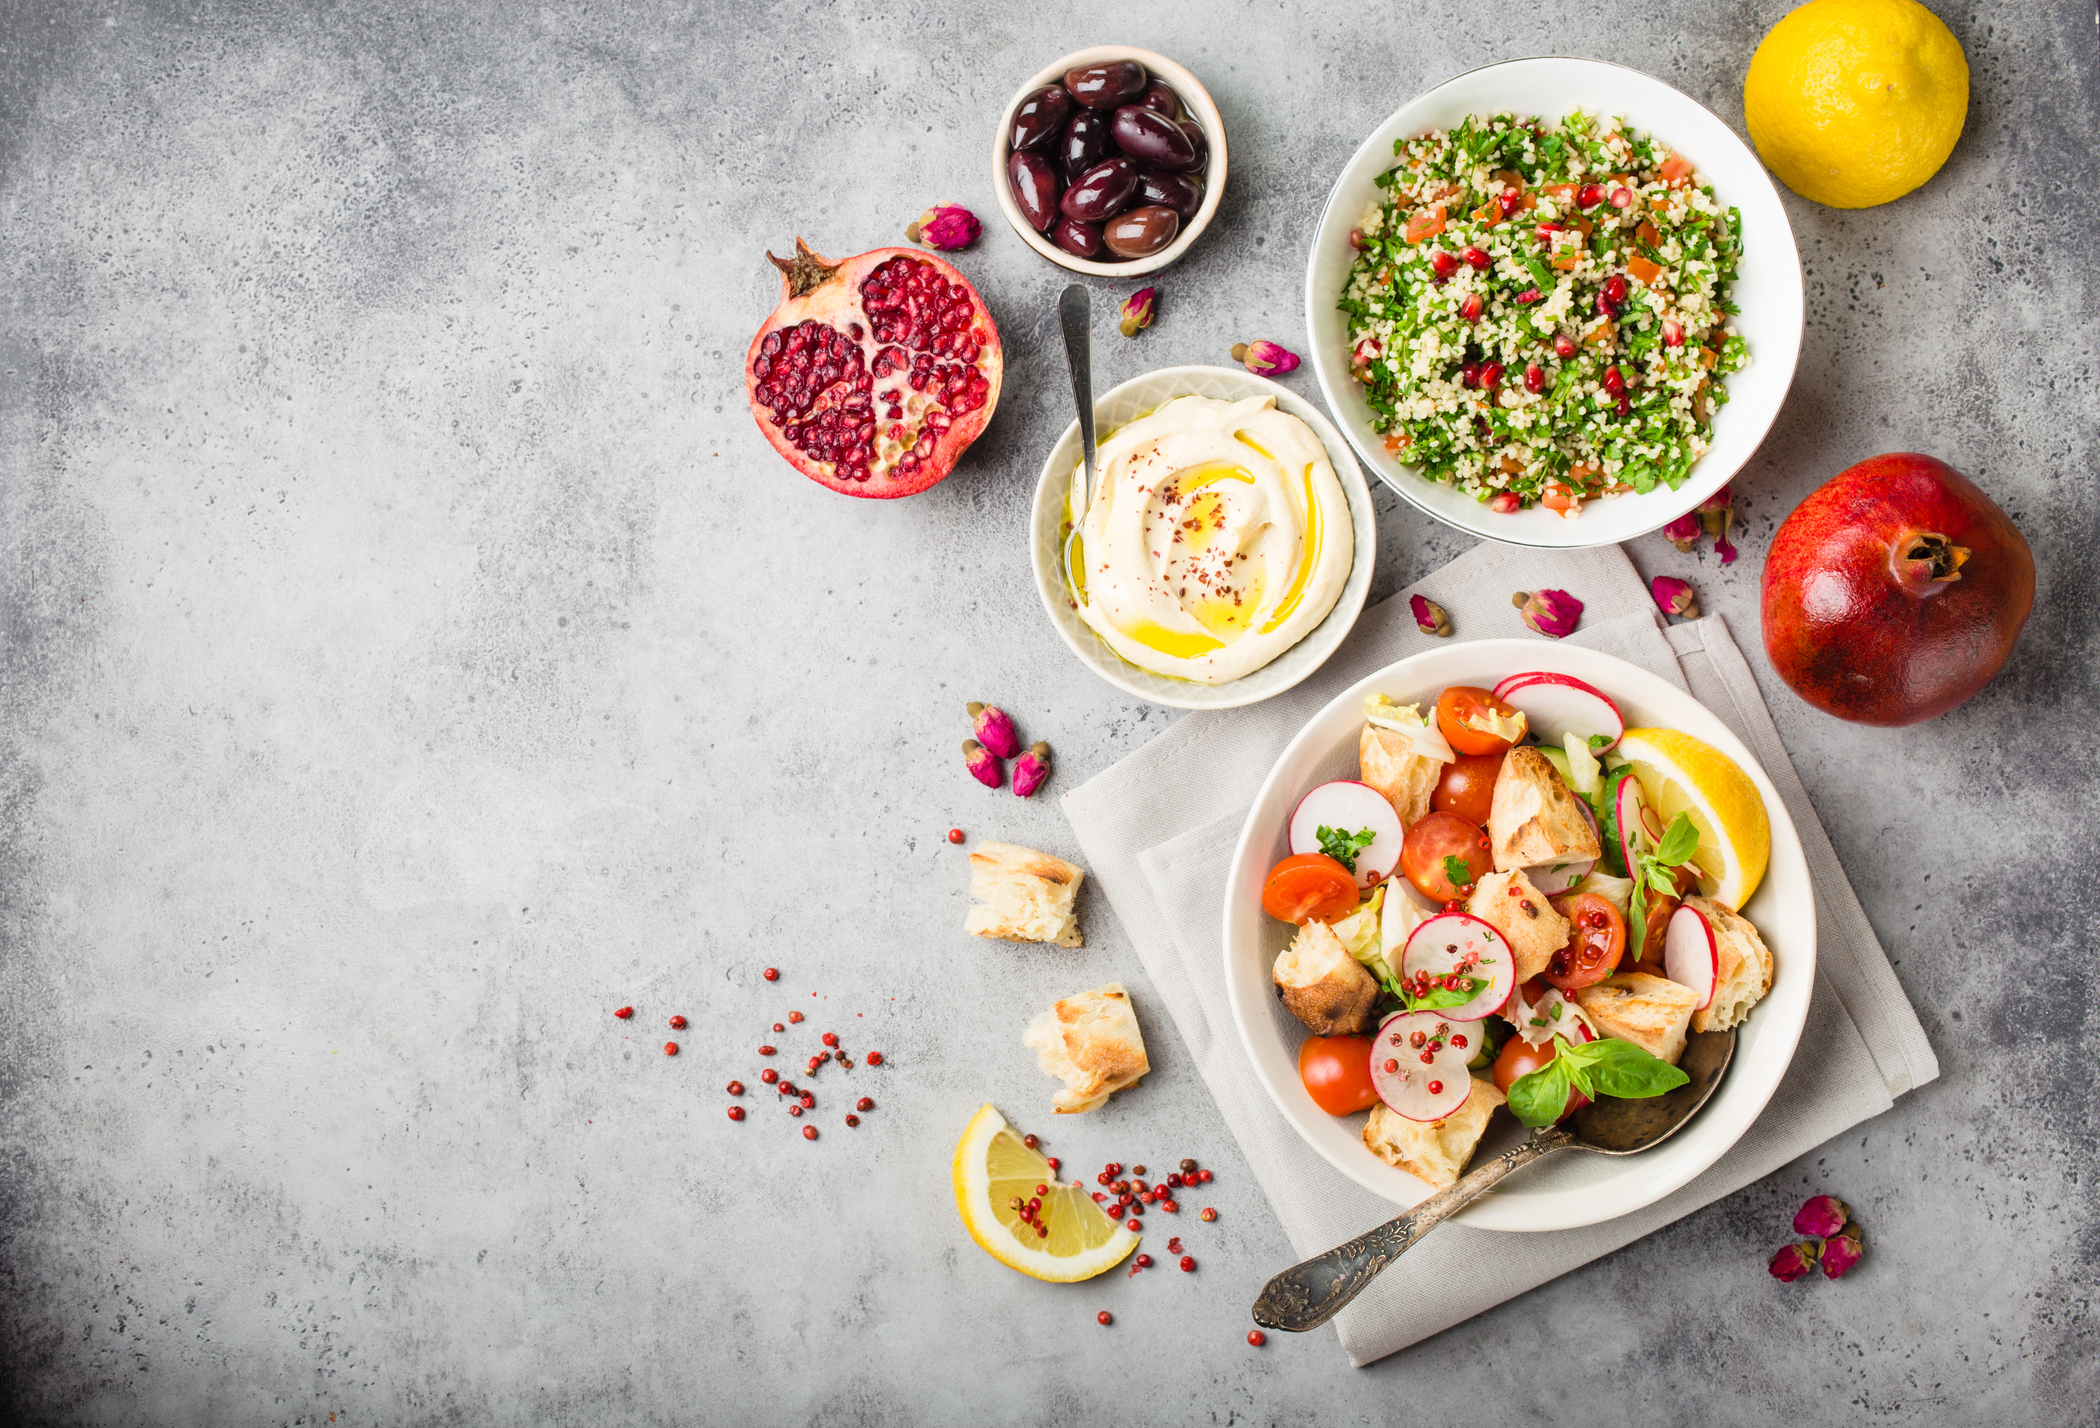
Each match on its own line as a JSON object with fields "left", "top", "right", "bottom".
{"left": 1135, "top": 1253, "right": 1153, "bottom": 1268}
{"left": 669, "top": 1015, "right": 687, "bottom": 1030}
{"left": 726, "top": 1081, "right": 744, "bottom": 1096}
{"left": 845, "top": 1114, "right": 860, "bottom": 1127}
{"left": 1045, "top": 1157, "right": 1059, "bottom": 1171}
{"left": 1198, "top": 1169, "right": 1213, "bottom": 1183}
{"left": 856, "top": 1096, "right": 874, "bottom": 1112}
{"left": 613, "top": 1006, "right": 634, "bottom": 1019}
{"left": 1163, "top": 1200, "right": 1178, "bottom": 1213}
{"left": 948, "top": 828, "right": 965, "bottom": 844}
{"left": 803, "top": 1125, "right": 818, "bottom": 1140}
{"left": 663, "top": 1042, "right": 678, "bottom": 1056}
{"left": 865, "top": 1052, "right": 883, "bottom": 1066}
{"left": 773, "top": 1022, "right": 785, "bottom": 1033}
{"left": 759, "top": 1045, "right": 776, "bottom": 1056}
{"left": 1126, "top": 1219, "right": 1141, "bottom": 1231}
{"left": 1179, "top": 1158, "right": 1197, "bottom": 1174}
{"left": 1179, "top": 1256, "right": 1196, "bottom": 1272}
{"left": 1023, "top": 1134, "right": 1039, "bottom": 1149}
{"left": 788, "top": 1011, "right": 804, "bottom": 1023}
{"left": 1200, "top": 1207, "right": 1217, "bottom": 1222}
{"left": 1097, "top": 1311, "right": 1112, "bottom": 1326}
{"left": 763, "top": 967, "right": 780, "bottom": 981}
{"left": 822, "top": 1032, "right": 839, "bottom": 1047}
{"left": 1132, "top": 1165, "right": 1147, "bottom": 1176}
{"left": 727, "top": 1106, "right": 744, "bottom": 1121}
{"left": 760, "top": 1068, "right": 778, "bottom": 1084}
{"left": 1247, "top": 1330, "right": 1266, "bottom": 1347}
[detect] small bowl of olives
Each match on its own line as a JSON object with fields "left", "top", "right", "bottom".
{"left": 991, "top": 46, "right": 1227, "bottom": 276}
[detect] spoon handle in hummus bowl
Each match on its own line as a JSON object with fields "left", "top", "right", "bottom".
{"left": 1057, "top": 284, "right": 1096, "bottom": 510}
{"left": 1251, "top": 1127, "right": 1577, "bottom": 1333}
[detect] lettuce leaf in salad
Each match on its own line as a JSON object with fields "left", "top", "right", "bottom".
{"left": 1505, "top": 979, "right": 1599, "bottom": 1049}
{"left": 1331, "top": 886, "right": 1391, "bottom": 983}
{"left": 1362, "top": 696, "right": 1456, "bottom": 762}
{"left": 1571, "top": 869, "right": 1635, "bottom": 923}
{"left": 1561, "top": 731, "right": 1603, "bottom": 798}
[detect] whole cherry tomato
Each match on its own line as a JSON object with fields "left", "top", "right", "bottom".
{"left": 1431, "top": 752, "right": 1502, "bottom": 827}
{"left": 1262, "top": 853, "right": 1359, "bottom": 925}
{"left": 1399, "top": 811, "right": 1493, "bottom": 901}
{"left": 1298, "top": 1035, "right": 1379, "bottom": 1115}
{"left": 1541, "top": 891, "right": 1626, "bottom": 991}
{"left": 1436, "top": 686, "right": 1525, "bottom": 757}
{"left": 1491, "top": 1034, "right": 1590, "bottom": 1121}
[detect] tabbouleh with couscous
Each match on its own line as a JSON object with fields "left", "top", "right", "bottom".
{"left": 1340, "top": 111, "right": 1749, "bottom": 514}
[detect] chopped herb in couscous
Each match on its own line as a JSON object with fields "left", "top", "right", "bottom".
{"left": 1340, "top": 111, "right": 1749, "bottom": 515}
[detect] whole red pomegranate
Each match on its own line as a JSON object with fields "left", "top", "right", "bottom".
{"left": 1761, "top": 453, "right": 2034, "bottom": 726}
{"left": 746, "top": 238, "right": 1002, "bottom": 498}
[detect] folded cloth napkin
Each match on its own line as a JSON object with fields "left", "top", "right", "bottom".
{"left": 1060, "top": 541, "right": 1938, "bottom": 1366}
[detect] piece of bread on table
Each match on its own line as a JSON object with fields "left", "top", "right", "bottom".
{"left": 1683, "top": 894, "right": 1774, "bottom": 1032}
{"left": 1359, "top": 725, "right": 1440, "bottom": 830}
{"left": 965, "top": 841, "right": 1084, "bottom": 946}
{"left": 1574, "top": 973, "right": 1701, "bottom": 1065}
{"left": 1272, "top": 920, "right": 1380, "bottom": 1036}
{"left": 1362, "top": 1076, "right": 1507, "bottom": 1190}
{"left": 1022, "top": 982, "right": 1149, "bottom": 1113}
{"left": 1465, "top": 869, "right": 1571, "bottom": 983}
{"left": 1488, "top": 746, "right": 1601, "bottom": 872}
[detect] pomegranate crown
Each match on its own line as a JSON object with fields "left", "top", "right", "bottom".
{"left": 765, "top": 237, "right": 839, "bottom": 301}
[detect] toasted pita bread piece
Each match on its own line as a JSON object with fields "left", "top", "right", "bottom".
{"left": 1022, "top": 982, "right": 1149, "bottom": 1113}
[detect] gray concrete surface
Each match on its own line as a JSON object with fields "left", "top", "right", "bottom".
{"left": 2, "top": 1, "right": 2096, "bottom": 1423}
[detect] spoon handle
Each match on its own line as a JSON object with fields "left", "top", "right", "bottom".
{"left": 1057, "top": 285, "right": 1096, "bottom": 509}
{"left": 1251, "top": 1127, "right": 1577, "bottom": 1333}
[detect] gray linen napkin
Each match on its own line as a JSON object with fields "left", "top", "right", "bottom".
{"left": 1059, "top": 541, "right": 1938, "bottom": 1366}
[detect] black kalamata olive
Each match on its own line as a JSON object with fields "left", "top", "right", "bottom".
{"left": 1102, "top": 204, "right": 1180, "bottom": 259}
{"left": 1135, "top": 80, "right": 1181, "bottom": 117}
{"left": 1008, "top": 150, "right": 1062, "bottom": 232}
{"left": 1176, "top": 119, "right": 1210, "bottom": 172}
{"left": 1061, "top": 156, "right": 1139, "bottom": 223}
{"left": 1060, "top": 109, "right": 1114, "bottom": 181}
{"left": 1110, "top": 105, "right": 1196, "bottom": 170}
{"left": 1136, "top": 168, "right": 1204, "bottom": 220}
{"left": 1009, "top": 84, "right": 1071, "bottom": 152}
{"left": 1063, "top": 59, "right": 1147, "bottom": 110}
{"left": 1051, "top": 216, "right": 1105, "bottom": 258}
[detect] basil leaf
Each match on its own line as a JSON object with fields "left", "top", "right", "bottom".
{"left": 1506, "top": 1057, "right": 1574, "bottom": 1128}
{"left": 1317, "top": 824, "right": 1378, "bottom": 873}
{"left": 1565, "top": 1038, "right": 1691, "bottom": 1099}
{"left": 1441, "top": 854, "right": 1474, "bottom": 890}
{"left": 1653, "top": 812, "right": 1700, "bottom": 868}
{"left": 1588, "top": 734, "right": 1610, "bottom": 750}
{"left": 1402, "top": 976, "right": 1486, "bottom": 1013}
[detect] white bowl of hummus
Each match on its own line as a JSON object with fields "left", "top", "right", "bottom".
{"left": 1029, "top": 365, "right": 1377, "bottom": 710}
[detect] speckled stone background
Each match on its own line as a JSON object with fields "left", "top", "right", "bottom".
{"left": 1, "top": 1, "right": 2095, "bottom": 1423}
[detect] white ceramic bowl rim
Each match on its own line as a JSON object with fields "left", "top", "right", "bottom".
{"left": 1221, "top": 639, "right": 1817, "bottom": 1230}
{"left": 1027, "top": 364, "right": 1377, "bottom": 711}
{"left": 1303, "top": 56, "right": 1805, "bottom": 549}
{"left": 990, "top": 45, "right": 1229, "bottom": 278}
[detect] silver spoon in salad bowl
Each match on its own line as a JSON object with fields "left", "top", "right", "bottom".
{"left": 1251, "top": 1028, "right": 1736, "bottom": 1334}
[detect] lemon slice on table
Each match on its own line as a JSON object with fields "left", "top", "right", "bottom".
{"left": 953, "top": 1103, "right": 1138, "bottom": 1282}
{"left": 1614, "top": 729, "right": 1772, "bottom": 911}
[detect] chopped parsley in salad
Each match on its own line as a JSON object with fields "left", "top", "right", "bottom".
{"left": 1340, "top": 111, "right": 1750, "bottom": 514}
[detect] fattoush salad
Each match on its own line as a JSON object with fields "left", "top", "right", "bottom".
{"left": 1263, "top": 673, "right": 1775, "bottom": 1190}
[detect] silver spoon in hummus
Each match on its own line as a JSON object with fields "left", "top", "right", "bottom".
{"left": 1057, "top": 284, "right": 1097, "bottom": 598}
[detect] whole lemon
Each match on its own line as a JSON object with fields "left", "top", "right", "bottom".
{"left": 1744, "top": 0, "right": 1968, "bottom": 208}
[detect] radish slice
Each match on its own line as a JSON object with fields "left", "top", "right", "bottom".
{"left": 1289, "top": 781, "right": 1404, "bottom": 889}
{"left": 1491, "top": 673, "right": 1626, "bottom": 754}
{"left": 1664, "top": 904, "right": 1719, "bottom": 1009}
{"left": 1528, "top": 802, "right": 1598, "bottom": 894}
{"left": 1398, "top": 912, "right": 1515, "bottom": 1021}
{"left": 1369, "top": 1010, "right": 1476, "bottom": 1122}
{"left": 1615, "top": 772, "right": 1652, "bottom": 879}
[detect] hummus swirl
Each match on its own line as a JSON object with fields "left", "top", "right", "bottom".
{"left": 1071, "top": 394, "right": 1354, "bottom": 684}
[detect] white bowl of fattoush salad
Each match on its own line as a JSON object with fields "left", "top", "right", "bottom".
{"left": 1305, "top": 57, "right": 1803, "bottom": 548}
{"left": 1221, "top": 641, "right": 1815, "bottom": 1231}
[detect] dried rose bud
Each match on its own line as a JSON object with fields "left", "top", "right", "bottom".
{"left": 1820, "top": 1221, "right": 1865, "bottom": 1279}
{"left": 1230, "top": 340, "right": 1301, "bottom": 377}
{"left": 1012, "top": 741, "right": 1052, "bottom": 798}
{"left": 1714, "top": 526, "right": 1739, "bottom": 566}
{"left": 906, "top": 204, "right": 981, "bottom": 251}
{"left": 1410, "top": 593, "right": 1452, "bottom": 637}
{"left": 962, "top": 739, "right": 1004, "bottom": 789}
{"left": 1697, "top": 484, "right": 1734, "bottom": 514}
{"left": 1513, "top": 588, "right": 1584, "bottom": 639}
{"left": 1118, "top": 287, "right": 1157, "bottom": 338}
{"left": 966, "top": 701, "right": 1021, "bottom": 758}
{"left": 1651, "top": 576, "right": 1699, "bottom": 618}
{"left": 1768, "top": 1240, "right": 1819, "bottom": 1283}
{"left": 1793, "top": 1194, "right": 1850, "bottom": 1239}
{"left": 1662, "top": 511, "right": 1702, "bottom": 553}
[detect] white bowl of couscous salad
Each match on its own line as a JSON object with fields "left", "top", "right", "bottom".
{"left": 1305, "top": 58, "right": 1803, "bottom": 548}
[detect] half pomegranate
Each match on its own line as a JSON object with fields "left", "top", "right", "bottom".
{"left": 746, "top": 238, "right": 1003, "bottom": 498}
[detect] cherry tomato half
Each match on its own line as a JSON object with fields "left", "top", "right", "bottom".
{"left": 1436, "top": 686, "right": 1525, "bottom": 757}
{"left": 1491, "top": 1034, "right": 1590, "bottom": 1121}
{"left": 1298, "top": 1035, "right": 1379, "bottom": 1115}
{"left": 1262, "top": 853, "right": 1359, "bottom": 926}
{"left": 1629, "top": 891, "right": 1677, "bottom": 977}
{"left": 1431, "top": 752, "right": 1502, "bottom": 827}
{"left": 1399, "top": 811, "right": 1493, "bottom": 902}
{"left": 1541, "top": 891, "right": 1626, "bottom": 991}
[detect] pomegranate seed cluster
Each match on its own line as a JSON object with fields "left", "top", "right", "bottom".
{"left": 1342, "top": 110, "right": 1748, "bottom": 512}
{"left": 749, "top": 255, "right": 993, "bottom": 487}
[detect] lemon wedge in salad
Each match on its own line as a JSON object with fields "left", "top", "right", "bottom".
{"left": 953, "top": 1103, "right": 1138, "bottom": 1282}
{"left": 1614, "top": 729, "right": 1772, "bottom": 911}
